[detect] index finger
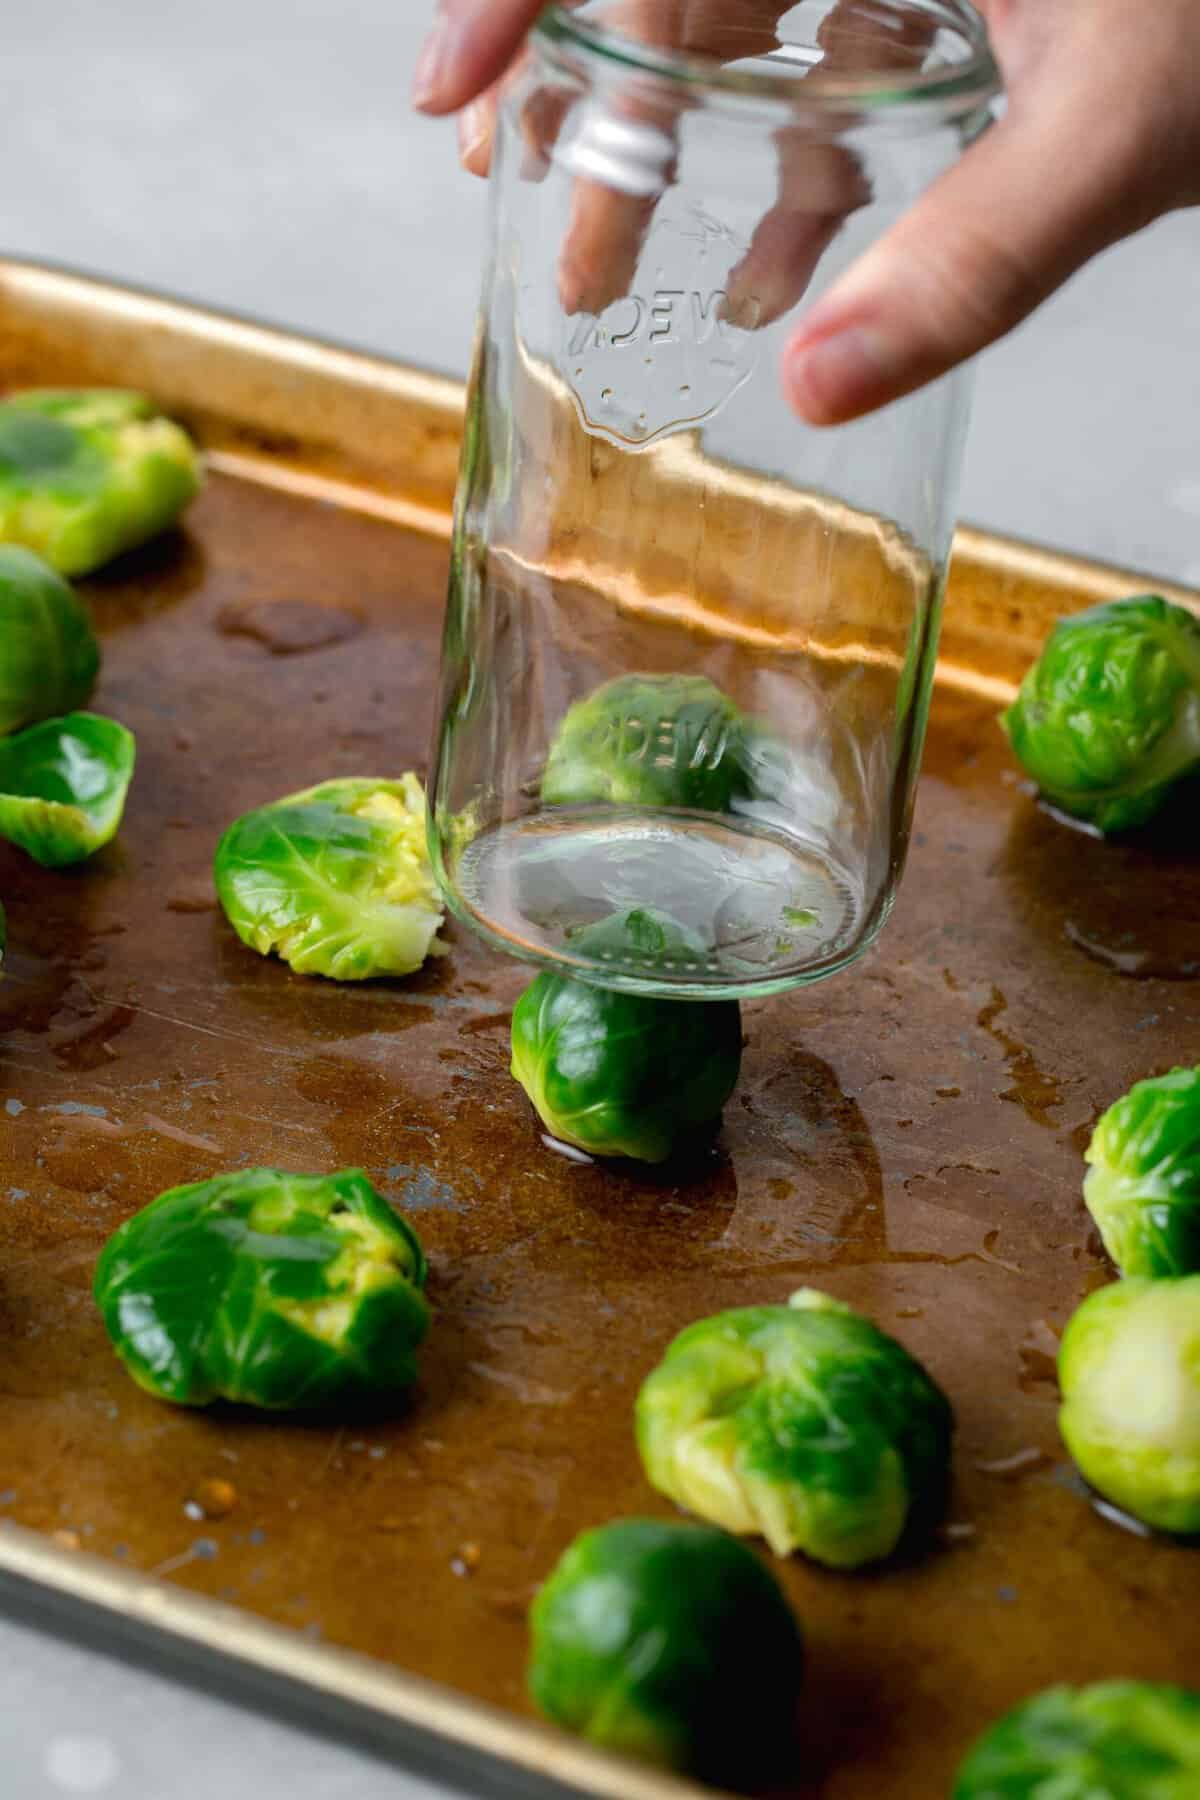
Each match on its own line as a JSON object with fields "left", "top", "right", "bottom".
{"left": 413, "top": 0, "right": 549, "bottom": 115}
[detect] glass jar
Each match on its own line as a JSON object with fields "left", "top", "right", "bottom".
{"left": 428, "top": 0, "right": 998, "bottom": 998}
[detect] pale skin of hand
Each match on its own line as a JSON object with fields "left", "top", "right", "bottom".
{"left": 413, "top": 0, "right": 1200, "bottom": 426}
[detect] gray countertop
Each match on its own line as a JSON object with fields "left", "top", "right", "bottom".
{"left": 3, "top": 4, "right": 1198, "bottom": 1796}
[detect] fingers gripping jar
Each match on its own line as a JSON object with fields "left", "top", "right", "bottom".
{"left": 428, "top": 1, "right": 998, "bottom": 998}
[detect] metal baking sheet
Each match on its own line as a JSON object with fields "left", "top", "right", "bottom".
{"left": 1, "top": 259, "right": 1199, "bottom": 1800}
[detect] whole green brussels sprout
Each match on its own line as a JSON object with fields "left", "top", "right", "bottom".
{"left": 509, "top": 909, "right": 742, "bottom": 1162}
{"left": 952, "top": 1681, "right": 1200, "bottom": 1799}
{"left": 636, "top": 1288, "right": 953, "bottom": 1567}
{"left": 1059, "top": 1276, "right": 1200, "bottom": 1533}
{"left": 0, "top": 711, "right": 135, "bottom": 867}
{"left": 214, "top": 775, "right": 446, "bottom": 981}
{"left": 0, "top": 545, "right": 99, "bottom": 736}
{"left": 528, "top": 1518, "right": 803, "bottom": 1782}
{"left": 1084, "top": 1068, "right": 1200, "bottom": 1278}
{"left": 1001, "top": 595, "right": 1200, "bottom": 833}
{"left": 541, "top": 673, "right": 750, "bottom": 813}
{"left": 0, "top": 388, "right": 202, "bottom": 576}
{"left": 94, "top": 1167, "right": 430, "bottom": 1410}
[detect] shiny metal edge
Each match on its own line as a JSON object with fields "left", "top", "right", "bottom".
{"left": 0, "top": 1520, "right": 719, "bottom": 1800}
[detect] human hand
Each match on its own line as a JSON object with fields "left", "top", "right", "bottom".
{"left": 414, "top": 1, "right": 1200, "bottom": 425}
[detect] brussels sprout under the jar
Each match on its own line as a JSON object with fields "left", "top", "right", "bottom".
{"left": 1084, "top": 1068, "right": 1200, "bottom": 1279}
{"left": 214, "top": 775, "right": 446, "bottom": 980}
{"left": 94, "top": 1167, "right": 430, "bottom": 1410}
{"left": 0, "top": 388, "right": 202, "bottom": 576}
{"left": 952, "top": 1681, "right": 1200, "bottom": 1799}
{"left": 1058, "top": 1276, "right": 1200, "bottom": 1534}
{"left": 509, "top": 909, "right": 742, "bottom": 1162}
{"left": 541, "top": 673, "right": 751, "bottom": 813}
{"left": 528, "top": 1518, "right": 803, "bottom": 1782}
{"left": 636, "top": 1288, "right": 953, "bottom": 1567}
{"left": 0, "top": 545, "right": 99, "bottom": 736}
{"left": 0, "top": 711, "right": 135, "bottom": 867}
{"left": 1001, "top": 595, "right": 1200, "bottom": 833}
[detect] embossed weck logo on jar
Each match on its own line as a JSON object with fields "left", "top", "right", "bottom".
{"left": 558, "top": 210, "right": 761, "bottom": 450}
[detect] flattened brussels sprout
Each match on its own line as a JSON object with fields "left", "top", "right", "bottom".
{"left": 0, "top": 545, "right": 99, "bottom": 735}
{"left": 1059, "top": 1277, "right": 1200, "bottom": 1533}
{"left": 542, "top": 673, "right": 750, "bottom": 813}
{"left": 214, "top": 775, "right": 446, "bottom": 980}
{"left": 1001, "top": 596, "right": 1200, "bottom": 833}
{"left": 1084, "top": 1068, "right": 1200, "bottom": 1278}
{"left": 952, "top": 1681, "right": 1200, "bottom": 1799}
{"left": 94, "top": 1166, "right": 430, "bottom": 1410}
{"left": 0, "top": 388, "right": 202, "bottom": 575}
{"left": 0, "top": 712, "right": 135, "bottom": 866}
{"left": 636, "top": 1288, "right": 953, "bottom": 1567}
{"left": 528, "top": 1518, "right": 803, "bottom": 1782}
{"left": 509, "top": 909, "right": 742, "bottom": 1162}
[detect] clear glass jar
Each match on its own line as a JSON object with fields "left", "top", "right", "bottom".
{"left": 428, "top": 0, "right": 998, "bottom": 998}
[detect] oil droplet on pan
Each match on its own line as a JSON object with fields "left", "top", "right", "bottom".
{"left": 217, "top": 598, "right": 363, "bottom": 656}
{"left": 974, "top": 1447, "right": 1053, "bottom": 1480}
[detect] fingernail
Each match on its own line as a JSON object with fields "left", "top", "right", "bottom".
{"left": 459, "top": 100, "right": 491, "bottom": 168}
{"left": 786, "top": 323, "right": 896, "bottom": 424}
{"left": 412, "top": 11, "right": 456, "bottom": 111}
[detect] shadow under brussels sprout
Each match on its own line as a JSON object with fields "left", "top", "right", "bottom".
{"left": 1002, "top": 776, "right": 1200, "bottom": 982}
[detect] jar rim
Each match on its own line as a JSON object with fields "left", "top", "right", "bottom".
{"left": 535, "top": 2, "right": 999, "bottom": 115}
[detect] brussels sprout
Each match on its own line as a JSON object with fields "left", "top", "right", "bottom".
{"left": 528, "top": 1518, "right": 803, "bottom": 1781}
{"left": 1058, "top": 1276, "right": 1200, "bottom": 1533}
{"left": 509, "top": 909, "right": 742, "bottom": 1162}
{"left": 0, "top": 388, "right": 201, "bottom": 576}
{"left": 0, "top": 545, "right": 99, "bottom": 736}
{"left": 94, "top": 1166, "right": 430, "bottom": 1410}
{"left": 952, "top": 1681, "right": 1200, "bottom": 1799}
{"left": 214, "top": 775, "right": 446, "bottom": 981}
{"left": 636, "top": 1288, "right": 953, "bottom": 1567}
{"left": 1001, "top": 595, "right": 1200, "bottom": 833}
{"left": 0, "top": 712, "right": 135, "bottom": 867}
{"left": 542, "top": 673, "right": 751, "bottom": 813}
{"left": 1084, "top": 1068, "right": 1200, "bottom": 1278}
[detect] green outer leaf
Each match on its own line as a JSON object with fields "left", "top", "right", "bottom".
{"left": 1058, "top": 1276, "right": 1200, "bottom": 1533}
{"left": 542, "top": 673, "right": 751, "bottom": 813}
{"left": 0, "top": 388, "right": 202, "bottom": 575}
{"left": 952, "top": 1681, "right": 1200, "bottom": 1798}
{"left": 0, "top": 711, "right": 135, "bottom": 866}
{"left": 1000, "top": 595, "right": 1200, "bottom": 832}
{"left": 1084, "top": 1068, "right": 1200, "bottom": 1278}
{"left": 213, "top": 774, "right": 444, "bottom": 981}
{"left": 93, "top": 1167, "right": 430, "bottom": 1410}
{"left": 0, "top": 545, "right": 99, "bottom": 735}
{"left": 636, "top": 1288, "right": 952, "bottom": 1567}
{"left": 509, "top": 911, "right": 742, "bottom": 1163}
{"left": 527, "top": 1518, "right": 803, "bottom": 1782}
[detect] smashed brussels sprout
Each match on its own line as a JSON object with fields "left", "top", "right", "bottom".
{"left": 953, "top": 1681, "right": 1200, "bottom": 1799}
{"left": 94, "top": 1167, "right": 430, "bottom": 1409}
{"left": 509, "top": 909, "right": 742, "bottom": 1162}
{"left": 1059, "top": 1276, "right": 1200, "bottom": 1533}
{"left": 0, "top": 388, "right": 202, "bottom": 575}
{"left": 1001, "top": 596, "right": 1200, "bottom": 832}
{"left": 0, "top": 712, "right": 134, "bottom": 866}
{"left": 1084, "top": 1068, "right": 1200, "bottom": 1278}
{"left": 0, "top": 545, "right": 99, "bottom": 735}
{"left": 636, "top": 1288, "right": 953, "bottom": 1566}
{"left": 528, "top": 1518, "right": 803, "bottom": 1782}
{"left": 214, "top": 775, "right": 446, "bottom": 980}
{"left": 542, "top": 673, "right": 750, "bottom": 812}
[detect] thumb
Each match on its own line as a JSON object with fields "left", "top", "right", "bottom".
{"left": 783, "top": 98, "right": 1143, "bottom": 425}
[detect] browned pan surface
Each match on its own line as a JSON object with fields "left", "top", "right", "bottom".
{"left": 1, "top": 265, "right": 1199, "bottom": 1799}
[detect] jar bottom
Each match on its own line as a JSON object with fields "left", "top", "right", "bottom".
{"left": 444, "top": 806, "right": 882, "bottom": 997}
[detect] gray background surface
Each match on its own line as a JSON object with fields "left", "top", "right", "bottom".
{"left": 2, "top": 4, "right": 1198, "bottom": 1797}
